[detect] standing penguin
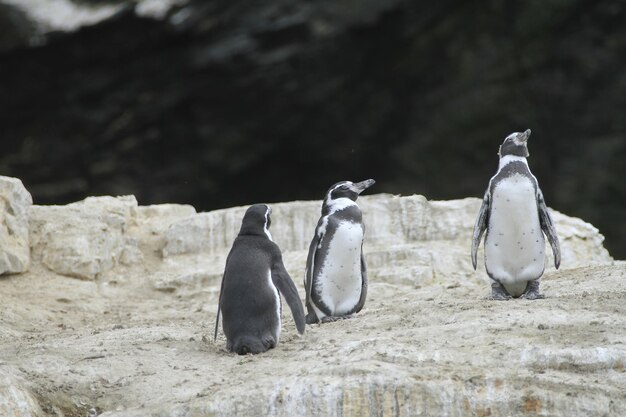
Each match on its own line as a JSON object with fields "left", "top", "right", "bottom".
{"left": 214, "top": 204, "right": 305, "bottom": 354}
{"left": 472, "top": 129, "right": 561, "bottom": 300}
{"left": 305, "top": 179, "right": 375, "bottom": 324}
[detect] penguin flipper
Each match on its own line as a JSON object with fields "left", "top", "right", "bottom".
{"left": 353, "top": 251, "right": 368, "bottom": 314}
{"left": 304, "top": 217, "right": 326, "bottom": 307}
{"left": 272, "top": 254, "right": 306, "bottom": 334}
{"left": 471, "top": 188, "right": 490, "bottom": 270}
{"left": 537, "top": 189, "right": 561, "bottom": 269}
{"left": 304, "top": 235, "right": 318, "bottom": 307}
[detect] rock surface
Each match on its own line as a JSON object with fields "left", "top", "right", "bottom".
{"left": 0, "top": 192, "right": 623, "bottom": 416}
{"left": 0, "top": 176, "right": 32, "bottom": 275}
{"left": 0, "top": 367, "right": 44, "bottom": 417}
{"left": 29, "top": 196, "right": 139, "bottom": 279}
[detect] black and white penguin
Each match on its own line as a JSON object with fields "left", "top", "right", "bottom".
{"left": 214, "top": 204, "right": 305, "bottom": 354}
{"left": 471, "top": 129, "right": 561, "bottom": 300}
{"left": 304, "top": 179, "right": 375, "bottom": 323}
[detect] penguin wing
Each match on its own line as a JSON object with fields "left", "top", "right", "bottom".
{"left": 537, "top": 189, "right": 561, "bottom": 269}
{"left": 304, "top": 218, "right": 325, "bottom": 305}
{"left": 471, "top": 187, "right": 491, "bottom": 270}
{"left": 353, "top": 250, "right": 368, "bottom": 314}
{"left": 272, "top": 251, "right": 306, "bottom": 334}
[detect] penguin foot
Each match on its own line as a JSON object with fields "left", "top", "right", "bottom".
{"left": 489, "top": 282, "right": 512, "bottom": 301}
{"left": 520, "top": 291, "right": 545, "bottom": 300}
{"left": 520, "top": 280, "right": 544, "bottom": 300}
{"left": 321, "top": 315, "right": 353, "bottom": 323}
{"left": 489, "top": 293, "right": 512, "bottom": 301}
{"left": 305, "top": 311, "right": 320, "bottom": 325}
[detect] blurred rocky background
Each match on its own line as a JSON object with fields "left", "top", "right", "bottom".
{"left": 0, "top": 0, "right": 624, "bottom": 258}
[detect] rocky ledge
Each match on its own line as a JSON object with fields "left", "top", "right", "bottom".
{"left": 0, "top": 175, "right": 623, "bottom": 417}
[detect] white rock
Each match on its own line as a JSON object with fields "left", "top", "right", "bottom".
{"left": 130, "top": 203, "right": 197, "bottom": 259}
{"left": 134, "top": 204, "right": 197, "bottom": 238}
{"left": 0, "top": 367, "right": 44, "bottom": 417}
{"left": 162, "top": 194, "right": 612, "bottom": 271}
{"left": 29, "top": 196, "right": 138, "bottom": 279}
{"left": 162, "top": 209, "right": 244, "bottom": 257}
{"left": 120, "top": 237, "right": 144, "bottom": 266}
{"left": 0, "top": 176, "right": 33, "bottom": 275}
{"left": 550, "top": 210, "right": 612, "bottom": 268}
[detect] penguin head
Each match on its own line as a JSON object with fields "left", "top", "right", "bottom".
{"left": 323, "top": 179, "right": 376, "bottom": 206}
{"left": 239, "top": 204, "right": 273, "bottom": 240}
{"left": 498, "top": 129, "right": 531, "bottom": 158}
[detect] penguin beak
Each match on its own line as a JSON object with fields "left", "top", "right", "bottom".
{"left": 351, "top": 179, "right": 376, "bottom": 195}
{"left": 519, "top": 129, "right": 531, "bottom": 143}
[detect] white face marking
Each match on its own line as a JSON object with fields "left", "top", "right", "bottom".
{"left": 315, "top": 221, "right": 364, "bottom": 315}
{"left": 498, "top": 154, "right": 529, "bottom": 170}
{"left": 267, "top": 269, "right": 281, "bottom": 342}
{"left": 325, "top": 182, "right": 350, "bottom": 201}
{"left": 333, "top": 181, "right": 353, "bottom": 191}
{"left": 327, "top": 197, "right": 357, "bottom": 214}
{"left": 485, "top": 174, "right": 545, "bottom": 296}
{"left": 263, "top": 206, "right": 273, "bottom": 241}
{"left": 504, "top": 131, "right": 529, "bottom": 146}
{"left": 323, "top": 182, "right": 360, "bottom": 207}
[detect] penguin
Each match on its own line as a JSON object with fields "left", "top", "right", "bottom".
{"left": 471, "top": 129, "right": 561, "bottom": 300}
{"left": 304, "top": 179, "right": 375, "bottom": 324}
{"left": 214, "top": 204, "right": 305, "bottom": 354}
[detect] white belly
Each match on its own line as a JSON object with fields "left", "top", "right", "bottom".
{"left": 485, "top": 175, "right": 545, "bottom": 296}
{"left": 315, "top": 221, "right": 363, "bottom": 315}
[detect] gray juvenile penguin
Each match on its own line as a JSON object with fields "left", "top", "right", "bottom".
{"left": 472, "top": 129, "right": 561, "bottom": 300}
{"left": 214, "top": 204, "right": 305, "bottom": 354}
{"left": 305, "top": 179, "right": 375, "bottom": 323}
